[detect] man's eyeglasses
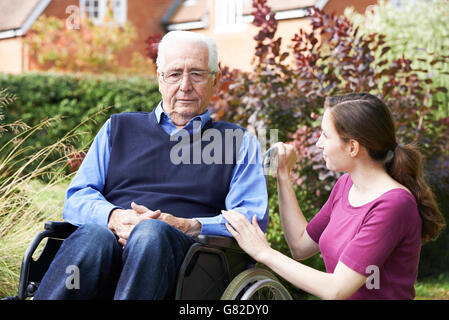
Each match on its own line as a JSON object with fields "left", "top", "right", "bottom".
{"left": 160, "top": 70, "right": 215, "bottom": 84}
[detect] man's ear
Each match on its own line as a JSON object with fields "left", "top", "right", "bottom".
{"left": 157, "top": 72, "right": 162, "bottom": 93}
{"left": 213, "top": 70, "right": 222, "bottom": 88}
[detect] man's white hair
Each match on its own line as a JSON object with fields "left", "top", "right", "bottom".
{"left": 156, "top": 31, "right": 219, "bottom": 73}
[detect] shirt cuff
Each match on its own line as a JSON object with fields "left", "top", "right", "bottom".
{"left": 64, "top": 201, "right": 122, "bottom": 228}
{"left": 196, "top": 216, "right": 232, "bottom": 237}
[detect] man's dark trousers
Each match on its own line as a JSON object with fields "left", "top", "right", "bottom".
{"left": 33, "top": 219, "right": 195, "bottom": 299}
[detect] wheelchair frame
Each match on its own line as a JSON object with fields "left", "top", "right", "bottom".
{"left": 5, "top": 220, "right": 291, "bottom": 300}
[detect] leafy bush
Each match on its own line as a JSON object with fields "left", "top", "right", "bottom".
{"left": 25, "top": 8, "right": 156, "bottom": 76}
{"left": 346, "top": 0, "right": 449, "bottom": 118}
{"left": 26, "top": 13, "right": 136, "bottom": 74}
{"left": 0, "top": 72, "right": 161, "bottom": 151}
{"left": 213, "top": 0, "right": 449, "bottom": 283}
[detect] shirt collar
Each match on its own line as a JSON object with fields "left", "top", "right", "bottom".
{"left": 155, "top": 101, "right": 211, "bottom": 129}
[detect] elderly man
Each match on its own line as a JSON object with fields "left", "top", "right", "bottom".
{"left": 34, "top": 31, "right": 268, "bottom": 300}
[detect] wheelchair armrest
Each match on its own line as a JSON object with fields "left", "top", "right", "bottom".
{"left": 194, "top": 235, "right": 241, "bottom": 251}
{"left": 43, "top": 221, "right": 78, "bottom": 239}
{"left": 23, "top": 221, "right": 77, "bottom": 261}
{"left": 17, "top": 221, "right": 78, "bottom": 299}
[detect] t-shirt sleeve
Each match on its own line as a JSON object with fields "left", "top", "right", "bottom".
{"left": 339, "top": 193, "right": 418, "bottom": 276}
{"left": 306, "top": 174, "right": 349, "bottom": 243}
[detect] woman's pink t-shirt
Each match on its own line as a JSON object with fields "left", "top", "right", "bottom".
{"left": 306, "top": 174, "right": 422, "bottom": 300}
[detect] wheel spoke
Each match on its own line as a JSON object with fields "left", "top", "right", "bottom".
{"left": 221, "top": 268, "right": 292, "bottom": 300}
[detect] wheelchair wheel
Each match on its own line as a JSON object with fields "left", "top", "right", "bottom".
{"left": 221, "top": 268, "right": 292, "bottom": 300}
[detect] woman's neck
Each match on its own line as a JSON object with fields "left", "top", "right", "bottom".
{"left": 348, "top": 160, "right": 390, "bottom": 194}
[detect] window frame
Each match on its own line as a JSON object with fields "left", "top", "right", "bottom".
{"left": 214, "top": 0, "right": 245, "bottom": 33}
{"left": 79, "top": 0, "right": 127, "bottom": 26}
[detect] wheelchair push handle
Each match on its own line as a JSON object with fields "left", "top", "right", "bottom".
{"left": 194, "top": 234, "right": 240, "bottom": 250}
{"left": 44, "top": 221, "right": 78, "bottom": 239}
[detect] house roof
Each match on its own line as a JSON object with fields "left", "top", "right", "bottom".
{"left": 164, "top": 0, "right": 326, "bottom": 26}
{"left": 0, "top": 0, "right": 51, "bottom": 39}
{"left": 242, "top": 0, "right": 317, "bottom": 14}
{"left": 167, "top": 0, "right": 209, "bottom": 24}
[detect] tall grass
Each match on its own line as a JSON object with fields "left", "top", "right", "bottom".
{"left": 0, "top": 119, "right": 79, "bottom": 297}
{"left": 0, "top": 88, "right": 104, "bottom": 297}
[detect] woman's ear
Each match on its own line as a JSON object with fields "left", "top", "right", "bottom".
{"left": 348, "top": 139, "right": 360, "bottom": 158}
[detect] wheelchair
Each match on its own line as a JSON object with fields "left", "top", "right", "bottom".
{"left": 4, "top": 220, "right": 291, "bottom": 300}
{"left": 3, "top": 146, "right": 289, "bottom": 300}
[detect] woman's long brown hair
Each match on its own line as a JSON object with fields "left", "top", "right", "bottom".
{"left": 325, "top": 93, "right": 446, "bottom": 243}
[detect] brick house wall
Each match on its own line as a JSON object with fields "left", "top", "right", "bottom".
{"left": 325, "top": 0, "right": 378, "bottom": 15}
{"left": 119, "top": 0, "right": 174, "bottom": 68}
{"left": 0, "top": 0, "right": 378, "bottom": 74}
{"left": 0, "top": 37, "right": 28, "bottom": 74}
{"left": 0, "top": 0, "right": 175, "bottom": 74}
{"left": 167, "top": 0, "right": 378, "bottom": 71}
{"left": 41, "top": 0, "right": 174, "bottom": 70}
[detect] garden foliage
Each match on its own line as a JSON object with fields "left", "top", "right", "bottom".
{"left": 2, "top": 0, "right": 448, "bottom": 297}
{"left": 0, "top": 88, "right": 76, "bottom": 297}
{"left": 211, "top": 0, "right": 449, "bottom": 279}
{"left": 25, "top": 12, "right": 154, "bottom": 75}
{"left": 346, "top": 0, "right": 449, "bottom": 118}
{"left": 0, "top": 73, "right": 161, "bottom": 171}
{"left": 143, "top": 0, "right": 449, "bottom": 282}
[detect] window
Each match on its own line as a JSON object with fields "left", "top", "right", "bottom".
{"left": 80, "top": 0, "right": 106, "bottom": 24}
{"left": 184, "top": 0, "right": 198, "bottom": 6}
{"left": 390, "top": 0, "right": 403, "bottom": 7}
{"left": 215, "top": 0, "right": 244, "bottom": 32}
{"left": 390, "top": 0, "right": 425, "bottom": 8}
{"left": 80, "top": 0, "right": 127, "bottom": 25}
{"left": 111, "top": 0, "right": 127, "bottom": 25}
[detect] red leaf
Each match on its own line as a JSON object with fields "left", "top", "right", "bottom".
{"left": 380, "top": 46, "right": 390, "bottom": 56}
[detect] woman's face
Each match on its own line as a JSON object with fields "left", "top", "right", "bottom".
{"left": 315, "top": 108, "right": 354, "bottom": 172}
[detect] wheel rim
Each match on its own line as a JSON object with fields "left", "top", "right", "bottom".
{"left": 221, "top": 268, "right": 292, "bottom": 300}
{"left": 241, "top": 279, "right": 291, "bottom": 300}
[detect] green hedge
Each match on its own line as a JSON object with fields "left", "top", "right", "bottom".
{"left": 0, "top": 72, "right": 161, "bottom": 149}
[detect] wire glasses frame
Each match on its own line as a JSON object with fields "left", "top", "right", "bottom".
{"left": 160, "top": 70, "right": 216, "bottom": 84}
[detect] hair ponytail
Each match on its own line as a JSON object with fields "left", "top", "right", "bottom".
{"left": 386, "top": 143, "right": 446, "bottom": 243}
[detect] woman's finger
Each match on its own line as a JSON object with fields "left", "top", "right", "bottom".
{"left": 252, "top": 215, "right": 268, "bottom": 241}
{"left": 276, "top": 143, "right": 287, "bottom": 167}
{"left": 285, "top": 143, "right": 298, "bottom": 169}
{"left": 225, "top": 223, "right": 239, "bottom": 238}
{"left": 277, "top": 142, "right": 286, "bottom": 157}
{"left": 222, "top": 210, "right": 248, "bottom": 232}
{"left": 252, "top": 214, "right": 258, "bottom": 225}
{"left": 252, "top": 215, "right": 262, "bottom": 233}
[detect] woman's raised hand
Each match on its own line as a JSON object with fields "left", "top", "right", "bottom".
{"left": 274, "top": 142, "right": 298, "bottom": 178}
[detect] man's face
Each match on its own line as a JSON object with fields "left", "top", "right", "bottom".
{"left": 157, "top": 42, "right": 221, "bottom": 128}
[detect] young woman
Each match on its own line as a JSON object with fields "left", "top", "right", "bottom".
{"left": 223, "top": 93, "right": 446, "bottom": 300}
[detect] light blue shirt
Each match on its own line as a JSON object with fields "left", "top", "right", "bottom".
{"left": 63, "top": 103, "right": 268, "bottom": 237}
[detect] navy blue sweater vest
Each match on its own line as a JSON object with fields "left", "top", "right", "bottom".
{"left": 103, "top": 111, "right": 244, "bottom": 219}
